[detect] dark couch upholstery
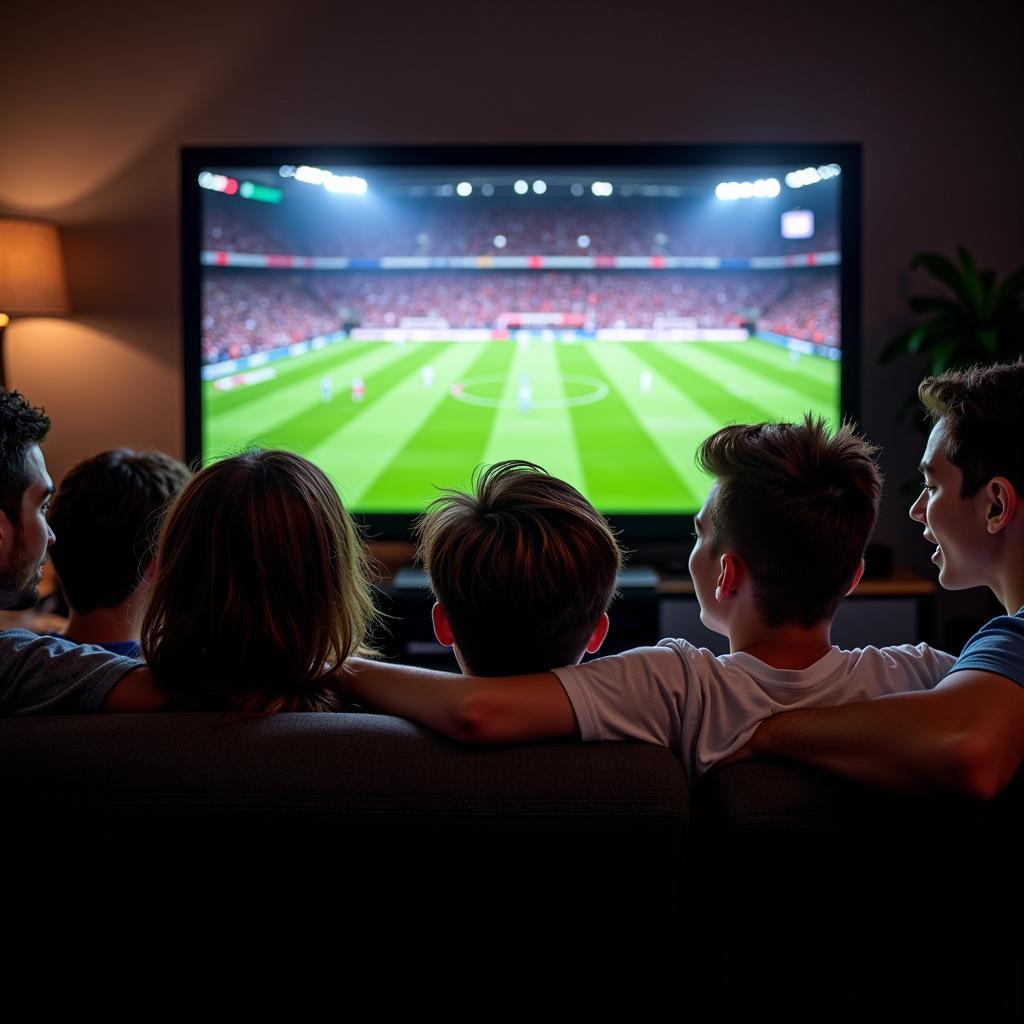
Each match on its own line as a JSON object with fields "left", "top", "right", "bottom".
{"left": 693, "top": 761, "right": 1024, "bottom": 1018}
{"left": 3, "top": 713, "right": 1021, "bottom": 1017}
{"left": 0, "top": 713, "right": 688, "bottom": 1017}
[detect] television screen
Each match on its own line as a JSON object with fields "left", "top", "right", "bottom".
{"left": 183, "top": 145, "right": 859, "bottom": 533}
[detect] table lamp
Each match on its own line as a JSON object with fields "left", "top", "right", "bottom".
{"left": 0, "top": 218, "right": 69, "bottom": 390}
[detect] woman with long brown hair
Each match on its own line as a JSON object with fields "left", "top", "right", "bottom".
{"left": 141, "top": 449, "right": 376, "bottom": 713}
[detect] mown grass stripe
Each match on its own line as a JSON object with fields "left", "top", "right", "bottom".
{"left": 205, "top": 341, "right": 374, "bottom": 416}
{"left": 355, "top": 341, "right": 519, "bottom": 510}
{"left": 206, "top": 342, "right": 449, "bottom": 459}
{"left": 555, "top": 343, "right": 696, "bottom": 513}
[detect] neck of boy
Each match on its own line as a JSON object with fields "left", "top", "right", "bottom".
{"left": 729, "top": 621, "right": 834, "bottom": 670}
{"left": 64, "top": 600, "right": 141, "bottom": 647}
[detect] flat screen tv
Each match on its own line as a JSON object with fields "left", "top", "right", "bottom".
{"left": 182, "top": 144, "right": 860, "bottom": 545}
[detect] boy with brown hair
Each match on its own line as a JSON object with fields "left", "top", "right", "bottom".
{"left": 416, "top": 459, "right": 621, "bottom": 675}
{"left": 348, "top": 417, "right": 956, "bottom": 782}
{"left": 47, "top": 448, "right": 191, "bottom": 656}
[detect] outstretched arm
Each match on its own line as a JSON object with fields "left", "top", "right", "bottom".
{"left": 745, "top": 669, "right": 1024, "bottom": 798}
{"left": 344, "top": 658, "right": 578, "bottom": 744}
{"left": 102, "top": 666, "right": 167, "bottom": 712}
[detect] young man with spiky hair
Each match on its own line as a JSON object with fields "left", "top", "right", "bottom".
{"left": 0, "top": 391, "right": 164, "bottom": 714}
{"left": 47, "top": 449, "right": 191, "bottom": 656}
{"left": 347, "top": 418, "right": 956, "bottom": 783}
{"left": 416, "top": 460, "right": 621, "bottom": 676}
{"left": 742, "top": 363, "right": 1024, "bottom": 797}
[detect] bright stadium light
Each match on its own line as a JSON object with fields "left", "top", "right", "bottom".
{"left": 278, "top": 165, "right": 296, "bottom": 178}
{"left": 785, "top": 166, "right": 835, "bottom": 189}
{"left": 295, "top": 165, "right": 332, "bottom": 185}
{"left": 493, "top": 234, "right": 508, "bottom": 249}
{"left": 577, "top": 234, "right": 591, "bottom": 248}
{"left": 715, "top": 182, "right": 739, "bottom": 200}
{"left": 532, "top": 180, "right": 547, "bottom": 195}
{"left": 481, "top": 183, "right": 495, "bottom": 197}
{"left": 591, "top": 181, "right": 613, "bottom": 197}
{"left": 324, "top": 174, "right": 368, "bottom": 195}
{"left": 570, "top": 183, "right": 584, "bottom": 197}
{"left": 765, "top": 177, "right": 781, "bottom": 197}
{"left": 513, "top": 179, "right": 529, "bottom": 195}
{"left": 198, "top": 172, "right": 239, "bottom": 195}
{"left": 456, "top": 181, "right": 473, "bottom": 197}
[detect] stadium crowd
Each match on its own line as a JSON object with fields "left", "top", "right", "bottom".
{"left": 202, "top": 268, "right": 839, "bottom": 363}
{"left": 202, "top": 195, "right": 839, "bottom": 260}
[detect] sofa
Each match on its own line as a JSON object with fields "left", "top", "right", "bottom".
{"left": 2, "top": 712, "right": 1020, "bottom": 1017}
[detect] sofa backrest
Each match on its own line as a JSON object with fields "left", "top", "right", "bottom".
{"left": 0, "top": 712, "right": 689, "bottom": 1014}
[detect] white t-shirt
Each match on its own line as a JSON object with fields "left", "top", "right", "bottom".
{"left": 552, "top": 640, "right": 957, "bottom": 782}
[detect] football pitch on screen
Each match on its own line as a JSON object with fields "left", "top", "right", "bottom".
{"left": 203, "top": 337, "right": 839, "bottom": 515}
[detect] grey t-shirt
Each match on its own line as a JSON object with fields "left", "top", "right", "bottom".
{"left": 0, "top": 629, "right": 141, "bottom": 715}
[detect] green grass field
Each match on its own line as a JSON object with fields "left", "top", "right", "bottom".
{"left": 203, "top": 337, "right": 839, "bottom": 514}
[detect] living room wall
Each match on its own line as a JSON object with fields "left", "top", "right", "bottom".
{"left": 2, "top": 0, "right": 1021, "bottom": 583}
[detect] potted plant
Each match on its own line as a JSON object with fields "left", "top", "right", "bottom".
{"left": 881, "top": 246, "right": 1024, "bottom": 376}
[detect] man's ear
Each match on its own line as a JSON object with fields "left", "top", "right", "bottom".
{"left": 985, "top": 478, "right": 1017, "bottom": 535}
{"left": 0, "top": 508, "right": 13, "bottom": 560}
{"left": 846, "top": 559, "right": 865, "bottom": 596}
{"left": 715, "top": 552, "right": 743, "bottom": 600}
{"left": 584, "top": 612, "right": 610, "bottom": 655}
{"left": 431, "top": 602, "right": 456, "bottom": 648}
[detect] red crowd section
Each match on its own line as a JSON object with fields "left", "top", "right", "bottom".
{"left": 202, "top": 268, "right": 839, "bottom": 365}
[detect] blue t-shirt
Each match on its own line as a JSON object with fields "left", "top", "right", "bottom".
{"left": 42, "top": 632, "right": 139, "bottom": 659}
{"left": 948, "top": 608, "right": 1024, "bottom": 687}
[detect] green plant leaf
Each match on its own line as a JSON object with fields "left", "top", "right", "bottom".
{"left": 880, "top": 330, "right": 914, "bottom": 363}
{"left": 912, "top": 251, "right": 973, "bottom": 309}
{"left": 991, "top": 266, "right": 1024, "bottom": 316}
{"left": 929, "top": 337, "right": 959, "bottom": 374}
{"left": 956, "top": 246, "right": 986, "bottom": 316}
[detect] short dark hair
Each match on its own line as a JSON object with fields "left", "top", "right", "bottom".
{"left": 416, "top": 460, "right": 622, "bottom": 675}
{"left": 697, "top": 416, "right": 882, "bottom": 628}
{"left": 918, "top": 361, "right": 1024, "bottom": 496}
{"left": 49, "top": 449, "right": 191, "bottom": 613}
{"left": 0, "top": 390, "right": 50, "bottom": 528}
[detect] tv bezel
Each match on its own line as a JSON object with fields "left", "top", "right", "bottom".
{"left": 182, "top": 142, "right": 861, "bottom": 551}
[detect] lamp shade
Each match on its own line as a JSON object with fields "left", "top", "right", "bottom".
{"left": 0, "top": 218, "right": 68, "bottom": 314}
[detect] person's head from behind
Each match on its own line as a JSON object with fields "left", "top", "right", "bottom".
{"left": 416, "top": 460, "right": 622, "bottom": 676}
{"left": 690, "top": 415, "right": 881, "bottom": 636}
{"left": 911, "top": 361, "right": 1024, "bottom": 594}
{"left": 49, "top": 449, "right": 191, "bottom": 621}
{"left": 141, "top": 449, "right": 377, "bottom": 713}
{"left": 0, "top": 390, "right": 54, "bottom": 610}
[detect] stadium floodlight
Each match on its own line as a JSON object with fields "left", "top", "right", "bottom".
{"left": 198, "top": 172, "right": 239, "bottom": 195}
{"left": 493, "top": 234, "right": 508, "bottom": 249}
{"left": 577, "top": 234, "right": 591, "bottom": 248}
{"left": 591, "top": 181, "right": 613, "bottom": 197}
{"left": 278, "top": 165, "right": 296, "bottom": 178}
{"left": 532, "top": 180, "right": 547, "bottom": 195}
{"left": 513, "top": 179, "right": 529, "bottom": 195}
{"left": 784, "top": 166, "right": 838, "bottom": 189}
{"left": 481, "top": 183, "right": 495, "bottom": 197}
{"left": 294, "top": 165, "right": 332, "bottom": 186}
{"left": 570, "top": 183, "right": 584, "bottom": 197}
{"left": 324, "top": 174, "right": 368, "bottom": 195}
{"left": 456, "top": 182, "right": 473, "bottom": 197}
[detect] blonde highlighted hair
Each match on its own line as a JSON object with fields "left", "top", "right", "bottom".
{"left": 141, "top": 450, "right": 376, "bottom": 713}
